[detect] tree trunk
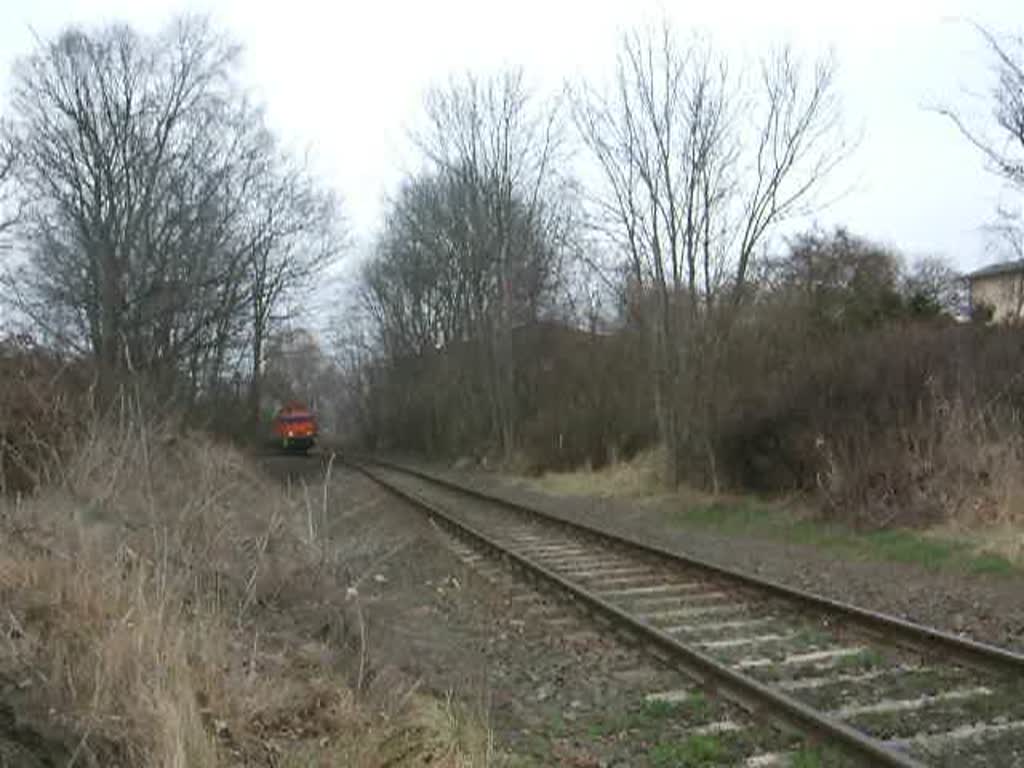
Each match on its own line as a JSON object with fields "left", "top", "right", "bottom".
{"left": 249, "top": 328, "right": 264, "bottom": 427}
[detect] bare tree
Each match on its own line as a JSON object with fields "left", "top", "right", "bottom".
{"left": 398, "top": 70, "right": 574, "bottom": 457}
{"left": 573, "top": 23, "right": 846, "bottom": 487}
{"left": 0, "top": 131, "right": 17, "bottom": 237}
{"left": 937, "top": 23, "right": 1024, "bottom": 191}
{"left": 360, "top": 173, "right": 465, "bottom": 360}
{"left": 2, "top": 17, "right": 343, "bottom": 409}
{"left": 937, "top": 23, "right": 1024, "bottom": 322}
{"left": 243, "top": 150, "right": 342, "bottom": 423}
{"left": 904, "top": 255, "right": 965, "bottom": 318}
{"left": 3, "top": 18, "right": 243, "bottom": 390}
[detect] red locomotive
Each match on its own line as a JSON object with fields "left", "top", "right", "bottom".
{"left": 271, "top": 401, "right": 318, "bottom": 453}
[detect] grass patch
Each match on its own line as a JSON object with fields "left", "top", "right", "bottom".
{"left": 634, "top": 693, "right": 708, "bottom": 727}
{"left": 789, "top": 746, "right": 825, "bottom": 767}
{"left": 650, "top": 734, "right": 725, "bottom": 767}
{"left": 517, "top": 450, "right": 1023, "bottom": 575}
{"left": 586, "top": 714, "right": 630, "bottom": 739}
{"left": 840, "top": 648, "right": 885, "bottom": 670}
{"left": 639, "top": 698, "right": 681, "bottom": 719}
{"left": 523, "top": 448, "right": 691, "bottom": 501}
{"left": 647, "top": 692, "right": 710, "bottom": 720}
{"left": 668, "top": 499, "right": 1020, "bottom": 575}
{"left": 586, "top": 694, "right": 710, "bottom": 742}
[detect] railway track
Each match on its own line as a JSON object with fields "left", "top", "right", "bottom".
{"left": 348, "top": 457, "right": 1024, "bottom": 767}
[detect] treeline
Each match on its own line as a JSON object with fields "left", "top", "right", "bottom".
{"left": 2, "top": 14, "right": 1023, "bottom": 525}
{"left": 341, "top": 22, "right": 1024, "bottom": 526}
{"left": 0, "top": 17, "right": 342, "bottom": 423}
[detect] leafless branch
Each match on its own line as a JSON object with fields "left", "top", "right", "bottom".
{"left": 935, "top": 21, "right": 1024, "bottom": 190}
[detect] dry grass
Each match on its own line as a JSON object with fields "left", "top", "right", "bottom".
{"left": 810, "top": 389, "right": 1024, "bottom": 560}
{"left": 525, "top": 448, "right": 665, "bottom": 498}
{"left": 517, "top": 436, "right": 1024, "bottom": 571}
{"left": 927, "top": 520, "right": 1024, "bottom": 569}
{"left": 0, "top": 411, "right": 489, "bottom": 767}
{"left": 915, "top": 397, "right": 1024, "bottom": 566}
{"left": 520, "top": 448, "right": 712, "bottom": 507}
{"left": 0, "top": 336, "right": 88, "bottom": 494}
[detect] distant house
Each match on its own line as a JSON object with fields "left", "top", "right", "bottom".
{"left": 967, "top": 260, "right": 1024, "bottom": 323}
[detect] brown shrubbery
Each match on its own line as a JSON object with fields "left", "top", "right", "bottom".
{"left": 0, "top": 415, "right": 487, "bottom": 766}
{"left": 358, "top": 314, "right": 1024, "bottom": 529}
{"left": 354, "top": 224, "right": 1022, "bottom": 531}
{"left": 714, "top": 322, "right": 1024, "bottom": 527}
{"left": 0, "top": 336, "right": 90, "bottom": 494}
{"left": 361, "top": 322, "right": 655, "bottom": 473}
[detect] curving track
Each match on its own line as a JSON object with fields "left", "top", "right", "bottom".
{"left": 349, "top": 456, "right": 1024, "bottom": 767}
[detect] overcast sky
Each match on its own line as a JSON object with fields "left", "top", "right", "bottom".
{"left": 1, "top": 0, "right": 1021, "bottom": 273}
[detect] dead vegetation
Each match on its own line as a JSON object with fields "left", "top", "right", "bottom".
{"left": 0, "top": 336, "right": 89, "bottom": 495}
{"left": 0, "top": 409, "right": 489, "bottom": 767}
{"left": 715, "top": 322, "right": 1024, "bottom": 530}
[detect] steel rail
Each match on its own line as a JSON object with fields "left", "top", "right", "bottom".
{"left": 350, "top": 459, "right": 926, "bottom": 768}
{"left": 361, "top": 455, "right": 1024, "bottom": 678}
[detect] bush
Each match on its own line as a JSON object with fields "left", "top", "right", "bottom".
{"left": 359, "top": 321, "right": 656, "bottom": 472}
{"left": 0, "top": 336, "right": 90, "bottom": 494}
{"left": 715, "top": 322, "right": 1024, "bottom": 527}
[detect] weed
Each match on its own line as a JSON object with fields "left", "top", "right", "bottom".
{"left": 790, "top": 746, "right": 825, "bottom": 767}
{"left": 792, "top": 626, "right": 829, "bottom": 646}
{"left": 640, "top": 698, "right": 681, "bottom": 719}
{"left": 681, "top": 692, "right": 709, "bottom": 718}
{"left": 836, "top": 648, "right": 885, "bottom": 671}
{"left": 650, "top": 734, "right": 725, "bottom": 767}
{"left": 587, "top": 711, "right": 631, "bottom": 738}
{"left": 546, "top": 709, "right": 568, "bottom": 736}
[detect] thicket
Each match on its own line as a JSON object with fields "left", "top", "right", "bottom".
{"left": 716, "top": 321, "right": 1024, "bottom": 526}
{"left": 0, "top": 336, "right": 89, "bottom": 494}
{"left": 351, "top": 223, "right": 1024, "bottom": 529}
{"left": 357, "top": 322, "right": 653, "bottom": 472}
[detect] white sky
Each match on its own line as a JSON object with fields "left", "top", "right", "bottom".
{"left": 1, "top": 0, "right": 1022, "bottom": 274}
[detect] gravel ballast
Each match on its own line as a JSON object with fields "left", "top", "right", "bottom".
{"left": 413, "top": 462, "right": 1024, "bottom": 654}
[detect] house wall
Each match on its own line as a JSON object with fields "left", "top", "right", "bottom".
{"left": 970, "top": 273, "right": 1024, "bottom": 322}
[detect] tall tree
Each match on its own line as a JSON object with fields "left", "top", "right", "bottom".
{"left": 3, "top": 18, "right": 243, "bottom": 390}
{"left": 574, "top": 23, "right": 846, "bottom": 488}
{"left": 375, "top": 70, "right": 575, "bottom": 456}
{"left": 242, "top": 147, "right": 341, "bottom": 423}
{"left": 1, "top": 17, "right": 342, "bottom": 405}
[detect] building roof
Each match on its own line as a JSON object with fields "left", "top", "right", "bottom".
{"left": 968, "top": 259, "right": 1024, "bottom": 280}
